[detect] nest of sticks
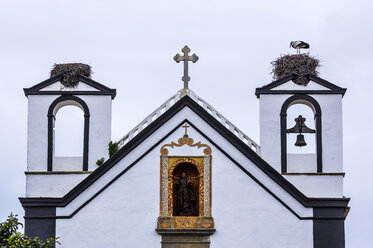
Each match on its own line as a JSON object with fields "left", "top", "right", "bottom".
{"left": 271, "top": 54, "right": 320, "bottom": 85}
{"left": 50, "top": 63, "right": 92, "bottom": 88}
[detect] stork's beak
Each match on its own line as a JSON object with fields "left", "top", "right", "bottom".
{"left": 289, "top": 42, "right": 292, "bottom": 48}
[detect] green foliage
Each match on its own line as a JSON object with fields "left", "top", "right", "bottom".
{"left": 96, "top": 157, "right": 105, "bottom": 166}
{"left": 95, "top": 141, "right": 119, "bottom": 166}
{"left": 108, "top": 141, "right": 119, "bottom": 158}
{"left": 0, "top": 213, "right": 59, "bottom": 248}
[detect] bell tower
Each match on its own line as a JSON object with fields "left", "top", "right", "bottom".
{"left": 256, "top": 74, "right": 347, "bottom": 197}
{"left": 23, "top": 64, "right": 116, "bottom": 197}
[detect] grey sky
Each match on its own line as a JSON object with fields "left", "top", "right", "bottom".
{"left": 1, "top": 0, "right": 372, "bottom": 246}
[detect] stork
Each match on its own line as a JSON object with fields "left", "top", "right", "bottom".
{"left": 290, "top": 41, "right": 310, "bottom": 54}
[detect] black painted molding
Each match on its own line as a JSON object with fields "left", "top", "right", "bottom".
{"left": 313, "top": 208, "right": 346, "bottom": 248}
{"left": 24, "top": 74, "right": 117, "bottom": 99}
{"left": 47, "top": 95, "right": 90, "bottom": 171}
{"left": 20, "top": 96, "right": 349, "bottom": 218}
{"left": 24, "top": 207, "right": 56, "bottom": 241}
{"left": 280, "top": 94, "right": 323, "bottom": 173}
{"left": 255, "top": 74, "right": 347, "bottom": 98}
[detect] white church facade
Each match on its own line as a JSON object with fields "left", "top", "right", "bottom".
{"left": 19, "top": 49, "right": 349, "bottom": 248}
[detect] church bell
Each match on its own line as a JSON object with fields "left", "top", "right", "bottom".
{"left": 295, "top": 134, "right": 307, "bottom": 147}
{"left": 287, "top": 115, "right": 315, "bottom": 147}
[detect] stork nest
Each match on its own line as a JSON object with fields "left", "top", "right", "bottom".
{"left": 50, "top": 63, "right": 92, "bottom": 88}
{"left": 271, "top": 54, "right": 320, "bottom": 86}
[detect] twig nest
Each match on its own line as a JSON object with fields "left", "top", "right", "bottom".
{"left": 50, "top": 63, "right": 92, "bottom": 88}
{"left": 271, "top": 54, "right": 320, "bottom": 86}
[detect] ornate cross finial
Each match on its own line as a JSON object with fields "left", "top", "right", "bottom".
{"left": 182, "top": 123, "right": 190, "bottom": 139}
{"left": 174, "top": 46, "right": 199, "bottom": 89}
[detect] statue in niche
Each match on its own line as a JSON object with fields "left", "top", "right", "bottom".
{"left": 172, "top": 163, "right": 200, "bottom": 216}
{"left": 176, "top": 172, "right": 196, "bottom": 215}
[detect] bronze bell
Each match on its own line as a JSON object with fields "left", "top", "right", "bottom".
{"left": 295, "top": 134, "right": 307, "bottom": 147}
{"left": 287, "top": 115, "right": 315, "bottom": 147}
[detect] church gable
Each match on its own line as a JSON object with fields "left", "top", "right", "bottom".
{"left": 23, "top": 74, "right": 116, "bottom": 98}
{"left": 255, "top": 74, "right": 347, "bottom": 97}
{"left": 54, "top": 123, "right": 314, "bottom": 248}
{"left": 20, "top": 95, "right": 348, "bottom": 217}
{"left": 20, "top": 50, "right": 349, "bottom": 247}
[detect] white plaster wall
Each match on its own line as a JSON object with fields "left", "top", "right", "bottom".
{"left": 313, "top": 94, "right": 343, "bottom": 172}
{"left": 56, "top": 148, "right": 161, "bottom": 247}
{"left": 78, "top": 95, "right": 112, "bottom": 171}
{"left": 40, "top": 81, "right": 99, "bottom": 91}
{"left": 271, "top": 80, "right": 330, "bottom": 91}
{"left": 259, "top": 94, "right": 343, "bottom": 173}
{"left": 56, "top": 108, "right": 311, "bottom": 218}
{"left": 26, "top": 174, "right": 90, "bottom": 197}
{"left": 259, "top": 94, "right": 289, "bottom": 172}
{"left": 26, "top": 95, "right": 111, "bottom": 172}
{"left": 26, "top": 94, "right": 111, "bottom": 197}
{"left": 287, "top": 153, "right": 317, "bottom": 172}
{"left": 27, "top": 95, "right": 59, "bottom": 171}
{"left": 55, "top": 107, "right": 314, "bottom": 247}
{"left": 211, "top": 151, "right": 313, "bottom": 248}
{"left": 53, "top": 157, "right": 83, "bottom": 171}
{"left": 284, "top": 175, "right": 343, "bottom": 197}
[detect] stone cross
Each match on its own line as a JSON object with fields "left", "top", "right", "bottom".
{"left": 174, "top": 46, "right": 199, "bottom": 89}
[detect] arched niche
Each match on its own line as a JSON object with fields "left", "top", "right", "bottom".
{"left": 47, "top": 95, "right": 90, "bottom": 171}
{"left": 280, "top": 95, "right": 322, "bottom": 173}
{"left": 171, "top": 161, "right": 202, "bottom": 216}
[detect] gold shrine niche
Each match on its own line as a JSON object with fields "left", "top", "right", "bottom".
{"left": 156, "top": 124, "right": 215, "bottom": 248}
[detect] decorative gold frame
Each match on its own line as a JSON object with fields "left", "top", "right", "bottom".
{"left": 158, "top": 129, "right": 214, "bottom": 230}
{"left": 161, "top": 137, "right": 212, "bottom": 156}
{"left": 167, "top": 157, "right": 204, "bottom": 216}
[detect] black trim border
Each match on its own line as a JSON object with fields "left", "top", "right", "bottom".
{"left": 24, "top": 207, "right": 56, "bottom": 242}
{"left": 24, "top": 75, "right": 117, "bottom": 99}
{"left": 313, "top": 208, "right": 346, "bottom": 248}
{"left": 47, "top": 95, "right": 90, "bottom": 171}
{"left": 280, "top": 94, "right": 322, "bottom": 173}
{"left": 20, "top": 96, "right": 349, "bottom": 214}
{"left": 255, "top": 74, "right": 347, "bottom": 98}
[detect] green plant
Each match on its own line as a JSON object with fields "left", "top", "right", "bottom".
{"left": 0, "top": 213, "right": 59, "bottom": 247}
{"left": 108, "top": 141, "right": 119, "bottom": 158}
{"left": 96, "top": 157, "right": 105, "bottom": 166}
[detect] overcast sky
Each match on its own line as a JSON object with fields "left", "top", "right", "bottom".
{"left": 1, "top": 0, "right": 372, "bottom": 246}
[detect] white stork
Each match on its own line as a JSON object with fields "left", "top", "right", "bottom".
{"left": 290, "top": 41, "right": 310, "bottom": 54}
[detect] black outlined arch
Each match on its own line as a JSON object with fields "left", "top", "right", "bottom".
{"left": 280, "top": 94, "right": 322, "bottom": 173}
{"left": 47, "top": 95, "right": 90, "bottom": 171}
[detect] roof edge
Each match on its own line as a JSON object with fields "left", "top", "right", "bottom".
{"left": 23, "top": 74, "right": 116, "bottom": 99}
{"left": 19, "top": 96, "right": 349, "bottom": 212}
{"left": 255, "top": 74, "right": 347, "bottom": 98}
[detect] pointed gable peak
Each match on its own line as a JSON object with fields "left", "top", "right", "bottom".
{"left": 255, "top": 74, "right": 346, "bottom": 98}
{"left": 24, "top": 74, "right": 116, "bottom": 99}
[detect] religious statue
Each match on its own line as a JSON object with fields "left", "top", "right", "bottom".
{"left": 175, "top": 172, "right": 196, "bottom": 215}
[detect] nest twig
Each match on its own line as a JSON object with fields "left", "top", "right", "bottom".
{"left": 50, "top": 63, "right": 92, "bottom": 88}
{"left": 271, "top": 53, "right": 320, "bottom": 85}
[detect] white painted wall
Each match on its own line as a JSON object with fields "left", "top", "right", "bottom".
{"left": 55, "top": 107, "right": 313, "bottom": 247}
{"left": 26, "top": 93, "right": 112, "bottom": 197}
{"left": 259, "top": 94, "right": 288, "bottom": 172}
{"left": 27, "top": 95, "right": 58, "bottom": 171}
{"left": 284, "top": 175, "right": 343, "bottom": 198}
{"left": 26, "top": 174, "right": 90, "bottom": 197}
{"left": 40, "top": 81, "right": 99, "bottom": 91}
{"left": 79, "top": 95, "right": 112, "bottom": 171}
{"left": 211, "top": 151, "right": 313, "bottom": 248}
{"left": 287, "top": 153, "right": 317, "bottom": 172}
{"left": 259, "top": 94, "right": 343, "bottom": 173}
{"left": 259, "top": 93, "right": 344, "bottom": 197}
{"left": 53, "top": 157, "right": 83, "bottom": 171}
{"left": 271, "top": 80, "right": 331, "bottom": 91}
